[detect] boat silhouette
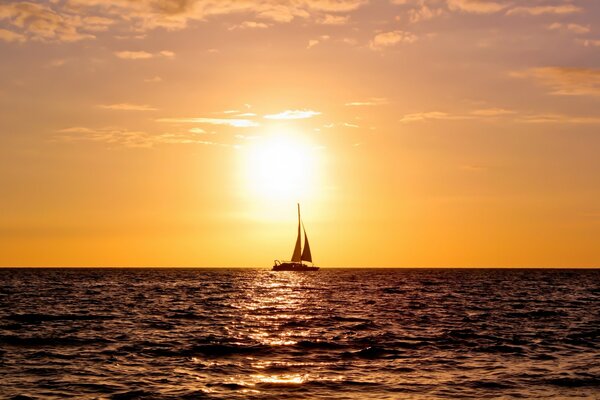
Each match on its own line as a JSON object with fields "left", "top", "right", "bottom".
{"left": 272, "top": 204, "right": 319, "bottom": 271}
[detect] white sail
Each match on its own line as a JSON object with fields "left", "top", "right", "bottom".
{"left": 291, "top": 204, "right": 302, "bottom": 262}
{"left": 301, "top": 225, "right": 312, "bottom": 263}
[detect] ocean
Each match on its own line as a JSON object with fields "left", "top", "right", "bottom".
{"left": 0, "top": 268, "right": 598, "bottom": 399}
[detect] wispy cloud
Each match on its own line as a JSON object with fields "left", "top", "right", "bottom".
{"left": 516, "top": 113, "right": 600, "bottom": 124}
{"left": 0, "top": 2, "right": 97, "bottom": 42}
{"left": 0, "top": 0, "right": 369, "bottom": 38}
{"left": 157, "top": 117, "right": 259, "bottom": 127}
{"left": 318, "top": 14, "right": 350, "bottom": 25}
{"left": 506, "top": 5, "right": 581, "bottom": 16}
{"left": 448, "top": 0, "right": 507, "bottom": 14}
{"left": 114, "top": 50, "right": 174, "bottom": 60}
{"left": 97, "top": 103, "right": 158, "bottom": 111}
{"left": 470, "top": 108, "right": 515, "bottom": 116}
{"left": 228, "top": 21, "right": 269, "bottom": 30}
{"left": 264, "top": 110, "right": 321, "bottom": 119}
{"left": 407, "top": 3, "right": 444, "bottom": 23}
{"left": 307, "top": 35, "right": 330, "bottom": 49}
{"left": 56, "top": 126, "right": 227, "bottom": 148}
{"left": 345, "top": 98, "right": 388, "bottom": 106}
{"left": 0, "top": 28, "right": 25, "bottom": 42}
{"left": 578, "top": 39, "right": 600, "bottom": 47}
{"left": 189, "top": 127, "right": 209, "bottom": 134}
{"left": 399, "top": 111, "right": 460, "bottom": 123}
{"left": 547, "top": 23, "right": 590, "bottom": 35}
{"left": 370, "top": 30, "right": 417, "bottom": 50}
{"left": 513, "top": 67, "right": 600, "bottom": 96}
{"left": 399, "top": 109, "right": 600, "bottom": 124}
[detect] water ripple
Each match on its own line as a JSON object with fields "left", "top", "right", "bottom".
{"left": 0, "top": 268, "right": 598, "bottom": 399}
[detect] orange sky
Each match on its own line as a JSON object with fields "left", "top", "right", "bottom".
{"left": 1, "top": 0, "right": 600, "bottom": 267}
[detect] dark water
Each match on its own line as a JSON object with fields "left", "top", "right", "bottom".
{"left": 0, "top": 269, "right": 599, "bottom": 399}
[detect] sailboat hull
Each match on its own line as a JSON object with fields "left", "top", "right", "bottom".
{"left": 272, "top": 262, "right": 319, "bottom": 271}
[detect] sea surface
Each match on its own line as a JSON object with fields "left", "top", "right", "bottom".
{"left": 0, "top": 268, "right": 599, "bottom": 399}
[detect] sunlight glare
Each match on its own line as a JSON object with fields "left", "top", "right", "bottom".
{"left": 243, "top": 129, "right": 319, "bottom": 202}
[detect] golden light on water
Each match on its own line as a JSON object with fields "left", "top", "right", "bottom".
{"left": 251, "top": 374, "right": 307, "bottom": 385}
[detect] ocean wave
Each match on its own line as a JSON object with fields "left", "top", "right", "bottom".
{"left": 1, "top": 268, "right": 598, "bottom": 399}
{"left": 294, "top": 340, "right": 345, "bottom": 350}
{"left": 0, "top": 334, "right": 112, "bottom": 347}
{"left": 5, "top": 313, "right": 115, "bottom": 323}
{"left": 545, "top": 377, "right": 600, "bottom": 387}
{"left": 341, "top": 346, "right": 400, "bottom": 359}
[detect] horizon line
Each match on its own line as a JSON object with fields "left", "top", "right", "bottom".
{"left": 1, "top": 266, "right": 598, "bottom": 269}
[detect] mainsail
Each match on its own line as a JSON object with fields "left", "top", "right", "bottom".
{"left": 290, "top": 204, "right": 302, "bottom": 262}
{"left": 290, "top": 203, "right": 313, "bottom": 264}
{"left": 301, "top": 225, "right": 312, "bottom": 262}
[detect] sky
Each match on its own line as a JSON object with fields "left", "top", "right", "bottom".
{"left": 1, "top": 0, "right": 600, "bottom": 267}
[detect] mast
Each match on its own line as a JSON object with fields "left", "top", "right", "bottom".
{"left": 298, "top": 203, "right": 302, "bottom": 258}
{"left": 291, "top": 203, "right": 302, "bottom": 262}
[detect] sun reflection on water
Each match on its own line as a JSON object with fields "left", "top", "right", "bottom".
{"left": 252, "top": 373, "right": 307, "bottom": 385}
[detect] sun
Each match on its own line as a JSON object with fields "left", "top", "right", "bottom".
{"left": 242, "top": 129, "right": 320, "bottom": 202}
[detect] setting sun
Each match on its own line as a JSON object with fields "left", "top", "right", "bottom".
{"left": 242, "top": 129, "right": 321, "bottom": 202}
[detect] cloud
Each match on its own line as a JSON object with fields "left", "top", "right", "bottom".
{"left": 513, "top": 67, "right": 600, "bottom": 96}
{"left": 97, "top": 103, "right": 158, "bottom": 111}
{"left": 399, "top": 108, "right": 515, "bottom": 122}
{"left": 370, "top": 30, "right": 417, "bottom": 50}
{"left": 228, "top": 21, "right": 269, "bottom": 30}
{"left": 305, "top": 0, "right": 367, "bottom": 12}
{"left": 114, "top": 50, "right": 174, "bottom": 60}
{"left": 578, "top": 39, "right": 600, "bottom": 47}
{"left": 307, "top": 39, "right": 319, "bottom": 48}
{"left": 33, "top": 0, "right": 368, "bottom": 35}
{"left": 407, "top": 4, "right": 444, "bottom": 23}
{"left": 318, "top": 14, "right": 349, "bottom": 25}
{"left": 159, "top": 50, "right": 175, "bottom": 58}
{"left": 264, "top": 110, "right": 321, "bottom": 119}
{"left": 0, "top": 28, "right": 25, "bottom": 42}
{"left": 189, "top": 127, "right": 208, "bottom": 134}
{"left": 506, "top": 5, "right": 581, "bottom": 16}
{"left": 114, "top": 51, "right": 153, "bottom": 60}
{"left": 157, "top": 117, "right": 259, "bottom": 127}
{"left": 548, "top": 23, "right": 590, "bottom": 34}
{"left": 447, "top": 0, "right": 506, "bottom": 14}
{"left": 144, "top": 76, "right": 162, "bottom": 83}
{"left": 56, "top": 126, "right": 226, "bottom": 148}
{"left": 516, "top": 113, "right": 600, "bottom": 124}
{"left": 81, "top": 16, "right": 114, "bottom": 32}
{"left": 470, "top": 107, "right": 515, "bottom": 116}
{"left": 345, "top": 97, "right": 388, "bottom": 106}
{"left": 0, "top": 2, "right": 96, "bottom": 42}
{"left": 307, "top": 34, "right": 330, "bottom": 48}
{"left": 399, "top": 111, "right": 457, "bottom": 123}
{"left": 398, "top": 109, "right": 600, "bottom": 125}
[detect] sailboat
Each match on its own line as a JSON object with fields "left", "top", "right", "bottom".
{"left": 272, "top": 204, "right": 319, "bottom": 271}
